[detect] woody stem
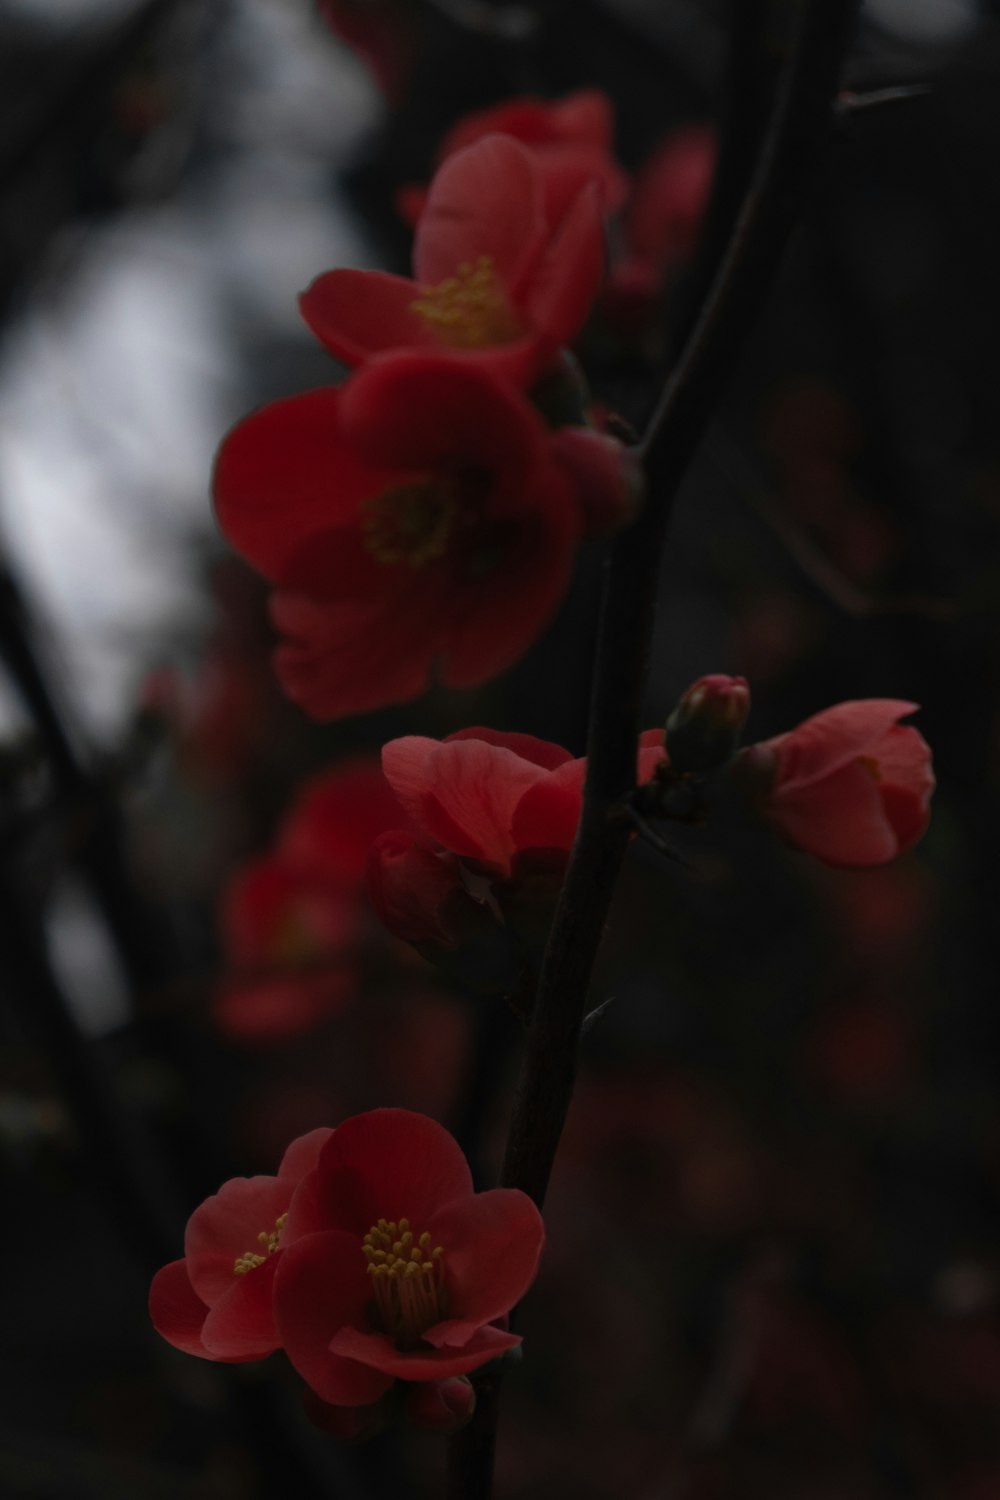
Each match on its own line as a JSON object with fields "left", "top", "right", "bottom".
{"left": 446, "top": 0, "right": 861, "bottom": 1495}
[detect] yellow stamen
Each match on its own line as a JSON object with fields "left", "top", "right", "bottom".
{"left": 362, "top": 1217, "right": 448, "bottom": 1348}
{"left": 233, "top": 1212, "right": 287, "bottom": 1276}
{"left": 411, "top": 256, "right": 521, "bottom": 349}
{"left": 361, "top": 479, "right": 461, "bottom": 567}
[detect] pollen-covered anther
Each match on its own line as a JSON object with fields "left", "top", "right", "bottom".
{"left": 233, "top": 1211, "right": 287, "bottom": 1276}
{"left": 411, "top": 257, "right": 521, "bottom": 349}
{"left": 361, "top": 479, "right": 461, "bottom": 568}
{"left": 363, "top": 1217, "right": 447, "bottom": 1348}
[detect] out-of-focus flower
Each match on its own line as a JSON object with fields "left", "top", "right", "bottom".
{"left": 213, "top": 351, "right": 579, "bottom": 721}
{"left": 302, "top": 135, "right": 607, "bottom": 389}
{"left": 399, "top": 90, "right": 628, "bottom": 228}
{"left": 736, "top": 699, "right": 934, "bottom": 867}
{"left": 603, "top": 126, "right": 715, "bottom": 332}
{"left": 317, "top": 0, "right": 415, "bottom": 101}
{"left": 274, "top": 1109, "right": 544, "bottom": 1404}
{"left": 215, "top": 762, "right": 402, "bottom": 1039}
{"left": 149, "top": 1127, "right": 332, "bottom": 1360}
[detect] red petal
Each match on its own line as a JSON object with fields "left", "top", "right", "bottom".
{"left": 874, "top": 724, "right": 934, "bottom": 852}
{"left": 441, "top": 470, "right": 579, "bottom": 689}
{"left": 220, "top": 858, "right": 357, "bottom": 967}
{"left": 201, "top": 1255, "right": 280, "bottom": 1359}
{"left": 522, "top": 182, "right": 606, "bottom": 349}
{"left": 185, "top": 1176, "right": 293, "bottom": 1304}
{"left": 271, "top": 591, "right": 442, "bottom": 722}
{"left": 300, "top": 269, "right": 443, "bottom": 366}
{"left": 537, "top": 143, "right": 628, "bottom": 227}
{"left": 279, "top": 761, "right": 403, "bottom": 883}
{"left": 509, "top": 757, "right": 586, "bottom": 853}
{"left": 329, "top": 1321, "right": 520, "bottom": 1381}
{"left": 550, "top": 90, "right": 616, "bottom": 148}
{"left": 423, "top": 1188, "right": 544, "bottom": 1340}
{"left": 274, "top": 1232, "right": 391, "bottom": 1407}
{"left": 279, "top": 1128, "right": 336, "bottom": 1182}
{"left": 150, "top": 1260, "right": 212, "bottom": 1358}
{"left": 338, "top": 351, "right": 544, "bottom": 483}
{"left": 367, "top": 832, "right": 468, "bottom": 946}
{"left": 444, "top": 727, "right": 573, "bottom": 771}
{"left": 770, "top": 700, "right": 920, "bottom": 792}
{"left": 414, "top": 136, "right": 546, "bottom": 291}
{"left": 768, "top": 758, "right": 899, "bottom": 867}
{"left": 212, "top": 390, "right": 404, "bottom": 581}
{"left": 309, "top": 1108, "right": 474, "bottom": 1235}
{"left": 213, "top": 971, "right": 355, "bottom": 1041}
{"left": 381, "top": 736, "right": 550, "bottom": 874}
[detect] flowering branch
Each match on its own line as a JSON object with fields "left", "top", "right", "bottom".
{"left": 447, "top": 0, "right": 862, "bottom": 1493}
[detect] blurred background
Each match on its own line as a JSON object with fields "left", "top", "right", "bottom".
{"left": 1, "top": 0, "right": 1000, "bottom": 1495}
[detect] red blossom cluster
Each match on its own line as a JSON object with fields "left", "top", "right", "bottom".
{"left": 215, "top": 760, "right": 402, "bottom": 1039}
{"left": 151, "top": 1109, "right": 544, "bottom": 1429}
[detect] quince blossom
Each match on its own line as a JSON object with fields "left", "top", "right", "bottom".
{"left": 213, "top": 351, "right": 579, "bottom": 720}
{"left": 151, "top": 1111, "right": 544, "bottom": 1411}
{"left": 301, "top": 134, "right": 606, "bottom": 388}
{"left": 738, "top": 699, "right": 934, "bottom": 867}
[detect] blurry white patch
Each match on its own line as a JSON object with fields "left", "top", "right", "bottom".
{"left": 865, "top": 0, "right": 979, "bottom": 44}
{"left": 45, "top": 875, "right": 132, "bottom": 1036}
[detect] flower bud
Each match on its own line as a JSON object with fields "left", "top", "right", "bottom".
{"left": 404, "top": 1376, "right": 476, "bottom": 1432}
{"left": 665, "top": 674, "right": 751, "bottom": 773}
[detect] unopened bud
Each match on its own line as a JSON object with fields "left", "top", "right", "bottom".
{"left": 404, "top": 1376, "right": 476, "bottom": 1432}
{"left": 665, "top": 674, "right": 751, "bottom": 773}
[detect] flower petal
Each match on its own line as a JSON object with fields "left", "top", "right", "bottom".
{"left": 309, "top": 1108, "right": 475, "bottom": 1235}
{"left": 444, "top": 727, "right": 573, "bottom": 771}
{"left": 338, "top": 351, "right": 544, "bottom": 484}
{"left": 509, "top": 757, "right": 586, "bottom": 853}
{"left": 279, "top": 763, "right": 402, "bottom": 883}
{"left": 414, "top": 135, "right": 546, "bottom": 291}
{"left": 770, "top": 700, "right": 920, "bottom": 792}
{"left": 424, "top": 1188, "right": 545, "bottom": 1341}
{"left": 769, "top": 757, "right": 900, "bottom": 867}
{"left": 279, "top": 1128, "right": 336, "bottom": 1182}
{"left": 523, "top": 181, "right": 606, "bottom": 347}
{"left": 329, "top": 1322, "right": 520, "bottom": 1381}
{"left": 382, "top": 736, "right": 550, "bottom": 874}
{"left": 201, "top": 1255, "right": 280, "bottom": 1359}
{"left": 271, "top": 590, "right": 442, "bottom": 722}
{"left": 150, "top": 1260, "right": 212, "bottom": 1359}
{"left": 185, "top": 1176, "right": 293, "bottom": 1304}
{"left": 299, "top": 269, "right": 442, "bottom": 366}
{"left": 212, "top": 390, "right": 405, "bottom": 581}
{"left": 274, "top": 1232, "right": 392, "bottom": 1407}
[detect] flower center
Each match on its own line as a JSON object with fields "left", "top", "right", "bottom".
{"left": 857, "top": 755, "right": 882, "bottom": 781}
{"left": 363, "top": 1217, "right": 447, "bottom": 1349}
{"left": 411, "top": 257, "right": 521, "bottom": 349}
{"left": 361, "top": 478, "right": 460, "bottom": 567}
{"left": 233, "top": 1212, "right": 287, "bottom": 1275}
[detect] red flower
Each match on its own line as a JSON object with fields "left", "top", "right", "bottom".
{"left": 317, "top": 1, "right": 414, "bottom": 101}
{"left": 407, "top": 90, "right": 629, "bottom": 227}
{"left": 213, "top": 351, "right": 579, "bottom": 720}
{"left": 149, "top": 1127, "right": 332, "bottom": 1361}
{"left": 301, "top": 135, "right": 606, "bottom": 388}
{"left": 274, "top": 1108, "right": 545, "bottom": 1404}
{"left": 604, "top": 126, "right": 716, "bottom": 330}
{"left": 738, "top": 699, "right": 934, "bottom": 867}
{"left": 368, "top": 726, "right": 666, "bottom": 946}
{"left": 215, "top": 761, "right": 402, "bottom": 1038}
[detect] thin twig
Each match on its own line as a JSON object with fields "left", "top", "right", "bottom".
{"left": 446, "top": 0, "right": 861, "bottom": 1494}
